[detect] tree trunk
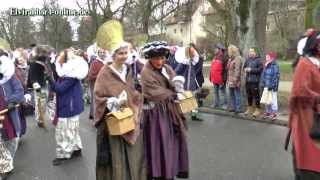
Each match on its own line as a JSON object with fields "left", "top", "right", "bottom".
{"left": 305, "top": 0, "right": 317, "bottom": 29}
{"left": 236, "top": 0, "right": 268, "bottom": 56}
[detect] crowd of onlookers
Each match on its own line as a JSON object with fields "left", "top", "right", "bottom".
{"left": 209, "top": 43, "right": 280, "bottom": 121}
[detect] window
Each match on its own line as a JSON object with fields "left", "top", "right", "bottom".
{"left": 174, "top": 29, "right": 177, "bottom": 33}
{"left": 180, "top": 28, "right": 183, "bottom": 33}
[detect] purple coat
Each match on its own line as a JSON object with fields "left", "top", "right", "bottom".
{"left": 0, "top": 76, "right": 25, "bottom": 140}
{"left": 50, "top": 77, "right": 84, "bottom": 118}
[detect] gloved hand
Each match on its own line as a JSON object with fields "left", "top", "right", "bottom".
{"left": 177, "top": 93, "right": 185, "bottom": 100}
{"left": 172, "top": 76, "right": 185, "bottom": 93}
{"left": 107, "top": 97, "right": 120, "bottom": 112}
{"left": 24, "top": 94, "right": 32, "bottom": 103}
{"left": 118, "top": 98, "right": 127, "bottom": 107}
{"left": 32, "top": 82, "right": 41, "bottom": 92}
{"left": 7, "top": 102, "right": 16, "bottom": 112}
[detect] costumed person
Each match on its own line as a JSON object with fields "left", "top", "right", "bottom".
{"left": 288, "top": 30, "right": 320, "bottom": 179}
{"left": 126, "top": 43, "right": 144, "bottom": 92}
{"left": 174, "top": 44, "right": 203, "bottom": 121}
{"left": 13, "top": 48, "right": 29, "bottom": 90}
{"left": 88, "top": 48, "right": 109, "bottom": 120}
{"left": 141, "top": 41, "right": 189, "bottom": 180}
{"left": 27, "top": 45, "right": 53, "bottom": 127}
{"left": 293, "top": 28, "right": 316, "bottom": 70}
{"left": 243, "top": 47, "right": 263, "bottom": 117}
{"left": 12, "top": 48, "right": 29, "bottom": 136}
{"left": 260, "top": 52, "right": 280, "bottom": 121}
{"left": 0, "top": 51, "right": 24, "bottom": 179}
{"left": 87, "top": 43, "right": 98, "bottom": 64}
{"left": 226, "top": 45, "right": 243, "bottom": 114}
{"left": 166, "top": 46, "right": 178, "bottom": 70}
{"left": 94, "top": 20, "right": 147, "bottom": 180}
{"left": 48, "top": 49, "right": 88, "bottom": 165}
{"left": 210, "top": 43, "right": 228, "bottom": 109}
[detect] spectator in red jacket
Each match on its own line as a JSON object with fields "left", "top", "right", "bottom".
{"left": 210, "top": 43, "right": 228, "bottom": 109}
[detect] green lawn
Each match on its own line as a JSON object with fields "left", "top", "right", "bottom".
{"left": 278, "top": 61, "right": 293, "bottom": 81}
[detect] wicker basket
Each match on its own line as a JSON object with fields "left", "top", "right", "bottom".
{"left": 105, "top": 107, "right": 135, "bottom": 135}
{"left": 177, "top": 91, "right": 198, "bottom": 114}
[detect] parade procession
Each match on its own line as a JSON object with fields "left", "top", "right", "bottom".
{"left": 0, "top": 0, "right": 320, "bottom": 179}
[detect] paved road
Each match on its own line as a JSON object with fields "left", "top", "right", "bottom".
{"left": 9, "top": 108, "right": 293, "bottom": 180}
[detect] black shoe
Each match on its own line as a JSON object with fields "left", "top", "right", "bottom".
{"left": 89, "top": 115, "right": 93, "bottom": 120}
{"left": 71, "top": 150, "right": 82, "bottom": 158}
{"left": 191, "top": 116, "right": 203, "bottom": 121}
{"left": 37, "top": 122, "right": 45, "bottom": 128}
{"left": 52, "top": 158, "right": 69, "bottom": 166}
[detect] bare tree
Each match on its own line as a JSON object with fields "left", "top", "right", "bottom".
{"left": 37, "top": 0, "right": 73, "bottom": 50}
{"left": 137, "top": 0, "right": 181, "bottom": 35}
{"left": 0, "top": 11, "right": 18, "bottom": 49}
{"left": 208, "top": 0, "right": 269, "bottom": 55}
{"left": 14, "top": 16, "right": 36, "bottom": 48}
{"left": 76, "top": 0, "right": 134, "bottom": 32}
{"left": 305, "top": 0, "right": 320, "bottom": 29}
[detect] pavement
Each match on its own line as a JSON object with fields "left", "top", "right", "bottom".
{"left": 6, "top": 107, "right": 294, "bottom": 180}
{"left": 198, "top": 107, "right": 288, "bottom": 127}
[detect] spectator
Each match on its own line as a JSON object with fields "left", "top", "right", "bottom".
{"left": 260, "top": 52, "right": 280, "bottom": 120}
{"left": 210, "top": 43, "right": 228, "bottom": 109}
{"left": 243, "top": 47, "right": 263, "bottom": 117}
{"left": 227, "top": 45, "right": 243, "bottom": 114}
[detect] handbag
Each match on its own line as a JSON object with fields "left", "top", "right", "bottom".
{"left": 309, "top": 109, "right": 320, "bottom": 140}
{"left": 260, "top": 88, "right": 272, "bottom": 105}
{"left": 176, "top": 91, "right": 198, "bottom": 114}
{"left": 105, "top": 107, "right": 135, "bottom": 135}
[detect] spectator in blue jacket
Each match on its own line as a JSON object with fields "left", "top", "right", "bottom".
{"left": 49, "top": 49, "right": 88, "bottom": 166}
{"left": 260, "top": 52, "right": 280, "bottom": 120}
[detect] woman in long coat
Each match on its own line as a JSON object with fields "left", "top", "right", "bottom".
{"left": 94, "top": 43, "right": 147, "bottom": 180}
{"left": 141, "top": 41, "right": 189, "bottom": 180}
{"left": 289, "top": 30, "right": 320, "bottom": 179}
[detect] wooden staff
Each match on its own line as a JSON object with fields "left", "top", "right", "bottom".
{"left": 37, "top": 96, "right": 45, "bottom": 128}
{"left": 0, "top": 104, "right": 20, "bottom": 128}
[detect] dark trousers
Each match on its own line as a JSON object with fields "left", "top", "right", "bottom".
{"left": 245, "top": 82, "right": 260, "bottom": 108}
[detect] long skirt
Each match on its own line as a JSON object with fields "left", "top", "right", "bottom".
{"left": 293, "top": 147, "right": 320, "bottom": 180}
{"left": 55, "top": 115, "right": 82, "bottom": 158}
{"left": 96, "top": 122, "right": 147, "bottom": 180}
{"left": 143, "top": 103, "right": 189, "bottom": 179}
{"left": 0, "top": 138, "right": 14, "bottom": 173}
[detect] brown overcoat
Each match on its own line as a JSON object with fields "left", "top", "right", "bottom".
{"left": 94, "top": 64, "right": 146, "bottom": 180}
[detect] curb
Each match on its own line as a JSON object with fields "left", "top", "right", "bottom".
{"left": 198, "top": 107, "right": 288, "bottom": 127}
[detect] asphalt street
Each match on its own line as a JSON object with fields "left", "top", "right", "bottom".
{"left": 8, "top": 108, "right": 294, "bottom": 180}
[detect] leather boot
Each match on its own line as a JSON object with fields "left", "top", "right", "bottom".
{"left": 244, "top": 106, "right": 254, "bottom": 115}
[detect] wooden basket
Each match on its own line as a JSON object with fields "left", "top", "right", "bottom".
{"left": 177, "top": 91, "right": 198, "bottom": 114}
{"left": 105, "top": 107, "right": 135, "bottom": 135}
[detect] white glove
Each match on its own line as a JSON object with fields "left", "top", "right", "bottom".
{"left": 177, "top": 93, "right": 185, "bottom": 100}
{"left": 107, "top": 97, "right": 120, "bottom": 112}
{"left": 172, "top": 76, "right": 185, "bottom": 93}
{"left": 24, "top": 94, "right": 32, "bottom": 103}
{"left": 32, "top": 82, "right": 41, "bottom": 90}
{"left": 118, "top": 91, "right": 128, "bottom": 107}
